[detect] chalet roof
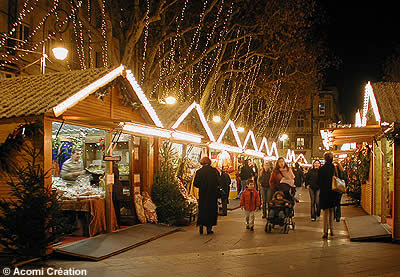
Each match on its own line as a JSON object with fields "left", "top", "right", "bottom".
{"left": 151, "top": 101, "right": 190, "bottom": 128}
{"left": 371, "top": 82, "right": 400, "bottom": 123}
{"left": 0, "top": 67, "right": 112, "bottom": 119}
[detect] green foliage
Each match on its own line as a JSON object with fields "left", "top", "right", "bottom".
{"left": 342, "top": 146, "right": 371, "bottom": 205}
{"left": 357, "top": 146, "right": 371, "bottom": 184}
{"left": 0, "top": 146, "right": 70, "bottom": 259}
{"left": 152, "top": 142, "right": 191, "bottom": 226}
{"left": 0, "top": 121, "right": 41, "bottom": 172}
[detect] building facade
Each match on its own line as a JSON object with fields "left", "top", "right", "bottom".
{"left": 0, "top": 0, "right": 105, "bottom": 78}
{"left": 273, "top": 86, "right": 341, "bottom": 164}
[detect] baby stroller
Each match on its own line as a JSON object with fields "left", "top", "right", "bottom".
{"left": 265, "top": 189, "right": 296, "bottom": 234}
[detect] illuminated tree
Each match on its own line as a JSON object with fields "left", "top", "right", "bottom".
{"left": 1, "top": 0, "right": 328, "bottom": 137}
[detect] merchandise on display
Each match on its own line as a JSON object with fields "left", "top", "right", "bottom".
{"left": 52, "top": 173, "right": 105, "bottom": 200}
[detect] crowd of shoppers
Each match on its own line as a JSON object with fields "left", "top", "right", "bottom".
{"left": 193, "top": 152, "right": 346, "bottom": 239}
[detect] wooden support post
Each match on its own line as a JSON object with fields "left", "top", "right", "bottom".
{"left": 43, "top": 116, "right": 53, "bottom": 189}
{"left": 393, "top": 143, "right": 400, "bottom": 241}
{"left": 381, "top": 139, "right": 388, "bottom": 224}
{"left": 105, "top": 132, "right": 113, "bottom": 233}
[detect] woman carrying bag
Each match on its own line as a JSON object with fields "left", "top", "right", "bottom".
{"left": 318, "top": 152, "right": 337, "bottom": 239}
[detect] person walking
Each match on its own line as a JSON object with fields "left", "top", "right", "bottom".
{"left": 318, "top": 152, "right": 337, "bottom": 239}
{"left": 305, "top": 160, "right": 321, "bottom": 221}
{"left": 240, "top": 179, "right": 261, "bottom": 231}
{"left": 269, "top": 157, "right": 295, "bottom": 200}
{"left": 333, "top": 161, "right": 347, "bottom": 222}
{"left": 194, "top": 156, "right": 220, "bottom": 235}
{"left": 258, "top": 162, "right": 273, "bottom": 218}
{"left": 219, "top": 166, "right": 231, "bottom": 216}
{"left": 293, "top": 162, "right": 304, "bottom": 188}
{"left": 249, "top": 160, "right": 258, "bottom": 189}
{"left": 236, "top": 159, "right": 253, "bottom": 199}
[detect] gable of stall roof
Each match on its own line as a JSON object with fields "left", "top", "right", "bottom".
{"left": 209, "top": 120, "right": 243, "bottom": 154}
{"left": 0, "top": 65, "right": 163, "bottom": 128}
{"left": 151, "top": 101, "right": 212, "bottom": 144}
{"left": 0, "top": 65, "right": 163, "bottom": 196}
{"left": 367, "top": 82, "right": 400, "bottom": 125}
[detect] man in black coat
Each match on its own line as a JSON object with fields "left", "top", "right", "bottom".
{"left": 219, "top": 166, "right": 231, "bottom": 216}
{"left": 194, "top": 156, "right": 220, "bottom": 235}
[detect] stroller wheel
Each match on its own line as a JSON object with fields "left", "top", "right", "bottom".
{"left": 284, "top": 224, "right": 289, "bottom": 234}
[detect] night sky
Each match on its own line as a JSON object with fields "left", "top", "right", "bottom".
{"left": 319, "top": 1, "right": 400, "bottom": 122}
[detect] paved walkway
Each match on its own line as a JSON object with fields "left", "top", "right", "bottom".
{"left": 37, "top": 188, "right": 400, "bottom": 276}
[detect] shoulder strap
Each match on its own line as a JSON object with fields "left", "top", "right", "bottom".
{"left": 334, "top": 165, "right": 338, "bottom": 177}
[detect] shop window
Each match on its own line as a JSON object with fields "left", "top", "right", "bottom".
{"left": 296, "top": 137, "right": 305, "bottom": 149}
{"left": 51, "top": 122, "right": 107, "bottom": 198}
{"left": 319, "top": 102, "right": 326, "bottom": 116}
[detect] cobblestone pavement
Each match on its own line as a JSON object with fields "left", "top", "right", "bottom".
{"left": 37, "top": 188, "right": 400, "bottom": 276}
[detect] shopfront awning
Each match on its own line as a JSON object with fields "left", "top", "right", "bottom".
{"left": 321, "top": 125, "right": 382, "bottom": 147}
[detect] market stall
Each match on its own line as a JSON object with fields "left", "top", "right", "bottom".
{"left": 0, "top": 65, "right": 163, "bottom": 236}
{"left": 320, "top": 81, "right": 400, "bottom": 241}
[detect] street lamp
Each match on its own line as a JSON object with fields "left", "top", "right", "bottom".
{"left": 213, "top": 115, "right": 221, "bottom": 123}
{"left": 279, "top": 133, "right": 289, "bottom": 149}
{"left": 279, "top": 134, "right": 289, "bottom": 141}
{"left": 40, "top": 8, "right": 70, "bottom": 74}
{"left": 164, "top": 96, "right": 177, "bottom": 105}
{"left": 2, "top": 8, "right": 70, "bottom": 74}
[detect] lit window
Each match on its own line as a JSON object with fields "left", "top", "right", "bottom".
{"left": 296, "top": 137, "right": 305, "bottom": 149}
{"left": 319, "top": 103, "right": 326, "bottom": 116}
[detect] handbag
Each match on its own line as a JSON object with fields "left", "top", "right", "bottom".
{"left": 332, "top": 166, "right": 346, "bottom": 193}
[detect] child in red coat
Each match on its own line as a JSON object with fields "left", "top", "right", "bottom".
{"left": 240, "top": 179, "right": 261, "bottom": 231}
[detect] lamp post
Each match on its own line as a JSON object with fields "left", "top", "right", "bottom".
{"left": 40, "top": 8, "right": 70, "bottom": 74}
{"left": 280, "top": 134, "right": 289, "bottom": 149}
{"left": 2, "top": 8, "right": 70, "bottom": 74}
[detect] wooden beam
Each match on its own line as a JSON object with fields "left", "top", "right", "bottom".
{"left": 43, "top": 116, "right": 53, "bottom": 189}
{"left": 393, "top": 143, "right": 400, "bottom": 241}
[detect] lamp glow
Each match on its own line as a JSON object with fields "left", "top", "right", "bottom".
{"left": 165, "top": 96, "right": 177, "bottom": 105}
{"left": 213, "top": 115, "right": 221, "bottom": 123}
{"left": 52, "top": 47, "right": 68, "bottom": 60}
{"left": 279, "top": 134, "right": 289, "bottom": 141}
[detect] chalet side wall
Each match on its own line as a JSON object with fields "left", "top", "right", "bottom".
{"left": 0, "top": 116, "right": 45, "bottom": 200}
